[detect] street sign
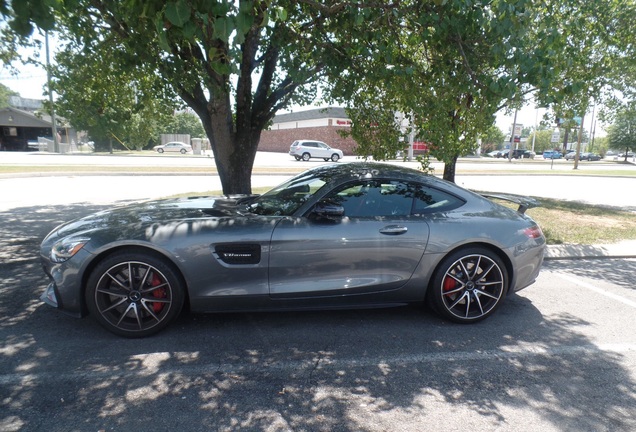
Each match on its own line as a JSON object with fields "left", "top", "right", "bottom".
{"left": 551, "top": 132, "right": 560, "bottom": 143}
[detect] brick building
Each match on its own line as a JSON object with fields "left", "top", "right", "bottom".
{"left": 258, "top": 107, "right": 358, "bottom": 155}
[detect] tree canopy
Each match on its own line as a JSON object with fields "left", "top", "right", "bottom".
{"left": 331, "top": 0, "right": 636, "bottom": 180}
{"left": 0, "top": 82, "right": 17, "bottom": 107}
{"left": 607, "top": 105, "right": 636, "bottom": 160}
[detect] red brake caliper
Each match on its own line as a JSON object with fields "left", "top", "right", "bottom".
{"left": 443, "top": 276, "right": 456, "bottom": 295}
{"left": 150, "top": 273, "right": 166, "bottom": 313}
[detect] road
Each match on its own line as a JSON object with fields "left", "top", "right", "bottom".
{"left": 1, "top": 153, "right": 636, "bottom": 431}
{"left": 1, "top": 151, "right": 635, "bottom": 210}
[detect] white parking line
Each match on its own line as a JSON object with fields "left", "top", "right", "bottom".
{"left": 555, "top": 273, "right": 636, "bottom": 308}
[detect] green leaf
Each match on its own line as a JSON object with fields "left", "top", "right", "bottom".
{"left": 213, "top": 16, "right": 234, "bottom": 43}
{"left": 165, "top": 0, "right": 191, "bottom": 27}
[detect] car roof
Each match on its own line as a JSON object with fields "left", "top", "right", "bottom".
{"left": 303, "top": 162, "right": 461, "bottom": 191}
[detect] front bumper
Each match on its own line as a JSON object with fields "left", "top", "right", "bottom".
{"left": 39, "top": 248, "right": 92, "bottom": 318}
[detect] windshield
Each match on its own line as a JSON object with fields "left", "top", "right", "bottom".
{"left": 247, "top": 172, "right": 328, "bottom": 216}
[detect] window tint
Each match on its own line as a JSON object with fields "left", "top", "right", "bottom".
{"left": 323, "top": 180, "right": 464, "bottom": 217}
{"left": 411, "top": 185, "right": 465, "bottom": 214}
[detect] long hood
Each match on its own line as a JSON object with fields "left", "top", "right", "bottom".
{"left": 47, "top": 196, "right": 253, "bottom": 241}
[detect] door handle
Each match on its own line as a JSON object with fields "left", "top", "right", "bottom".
{"left": 379, "top": 225, "right": 408, "bottom": 235}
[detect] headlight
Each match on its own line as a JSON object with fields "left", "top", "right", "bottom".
{"left": 51, "top": 237, "right": 90, "bottom": 263}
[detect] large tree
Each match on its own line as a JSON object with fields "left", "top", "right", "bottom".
{"left": 607, "top": 105, "right": 636, "bottom": 160}
{"left": 46, "top": 1, "right": 400, "bottom": 194}
{"left": 4, "top": 0, "right": 636, "bottom": 187}
{"left": 0, "top": 82, "right": 17, "bottom": 107}
{"left": 334, "top": 0, "right": 636, "bottom": 181}
{"left": 50, "top": 39, "right": 176, "bottom": 150}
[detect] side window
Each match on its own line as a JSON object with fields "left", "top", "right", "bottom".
{"left": 323, "top": 181, "right": 415, "bottom": 217}
{"left": 306, "top": 142, "right": 317, "bottom": 148}
{"left": 411, "top": 185, "right": 465, "bottom": 214}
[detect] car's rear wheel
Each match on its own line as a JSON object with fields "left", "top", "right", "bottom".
{"left": 331, "top": 154, "right": 340, "bottom": 162}
{"left": 157, "top": 148, "right": 164, "bottom": 153}
{"left": 302, "top": 152, "right": 311, "bottom": 161}
{"left": 86, "top": 251, "right": 185, "bottom": 338}
{"left": 428, "top": 247, "right": 507, "bottom": 323}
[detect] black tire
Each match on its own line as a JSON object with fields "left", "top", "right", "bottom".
{"left": 180, "top": 148, "right": 186, "bottom": 154}
{"left": 427, "top": 247, "right": 508, "bottom": 323}
{"left": 302, "top": 152, "right": 311, "bottom": 161}
{"left": 331, "top": 154, "right": 340, "bottom": 162}
{"left": 157, "top": 148, "right": 164, "bottom": 153}
{"left": 86, "top": 251, "right": 185, "bottom": 338}
{"left": 324, "top": 158, "right": 330, "bottom": 161}
{"left": 295, "top": 156, "right": 301, "bottom": 161}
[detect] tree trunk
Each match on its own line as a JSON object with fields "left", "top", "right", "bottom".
{"left": 198, "top": 97, "right": 264, "bottom": 196}
{"left": 442, "top": 154, "right": 459, "bottom": 183}
{"left": 216, "top": 132, "right": 260, "bottom": 195}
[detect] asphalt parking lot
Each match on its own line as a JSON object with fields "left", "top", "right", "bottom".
{"left": 1, "top": 153, "right": 636, "bottom": 431}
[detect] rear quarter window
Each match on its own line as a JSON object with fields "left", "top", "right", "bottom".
{"left": 412, "top": 185, "right": 465, "bottom": 214}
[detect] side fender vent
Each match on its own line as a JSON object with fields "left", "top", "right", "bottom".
{"left": 214, "top": 244, "right": 261, "bottom": 265}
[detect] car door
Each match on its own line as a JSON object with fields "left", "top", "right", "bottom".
{"left": 315, "top": 142, "right": 330, "bottom": 158}
{"left": 268, "top": 180, "right": 430, "bottom": 298}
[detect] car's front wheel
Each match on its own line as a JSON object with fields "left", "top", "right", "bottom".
{"left": 428, "top": 247, "right": 508, "bottom": 323}
{"left": 86, "top": 251, "right": 185, "bottom": 338}
{"left": 302, "top": 152, "right": 311, "bottom": 161}
{"left": 180, "top": 149, "right": 186, "bottom": 154}
{"left": 331, "top": 154, "right": 340, "bottom": 162}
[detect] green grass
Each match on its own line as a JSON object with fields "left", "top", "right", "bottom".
{"left": 506, "top": 198, "right": 636, "bottom": 245}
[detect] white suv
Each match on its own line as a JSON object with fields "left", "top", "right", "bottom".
{"left": 289, "top": 140, "right": 343, "bottom": 162}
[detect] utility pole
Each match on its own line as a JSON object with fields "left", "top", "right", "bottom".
{"left": 508, "top": 108, "right": 518, "bottom": 162}
{"left": 45, "top": 30, "right": 59, "bottom": 153}
{"left": 531, "top": 107, "right": 539, "bottom": 152}
{"left": 573, "top": 114, "right": 585, "bottom": 170}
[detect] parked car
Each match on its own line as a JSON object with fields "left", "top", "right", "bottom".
{"left": 497, "top": 149, "right": 534, "bottom": 159}
{"left": 580, "top": 152, "right": 601, "bottom": 161}
{"left": 39, "top": 162, "right": 545, "bottom": 337}
{"left": 565, "top": 151, "right": 597, "bottom": 161}
{"left": 543, "top": 150, "right": 562, "bottom": 159}
{"left": 511, "top": 149, "right": 535, "bottom": 159}
{"left": 289, "top": 140, "right": 343, "bottom": 162}
{"left": 153, "top": 141, "right": 192, "bottom": 154}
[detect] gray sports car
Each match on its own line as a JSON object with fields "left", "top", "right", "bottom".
{"left": 40, "top": 162, "right": 545, "bottom": 337}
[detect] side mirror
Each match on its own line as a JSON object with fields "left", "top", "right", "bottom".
{"left": 310, "top": 201, "right": 345, "bottom": 222}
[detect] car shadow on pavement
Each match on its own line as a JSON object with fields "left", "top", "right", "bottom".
{"left": 1, "top": 202, "right": 635, "bottom": 431}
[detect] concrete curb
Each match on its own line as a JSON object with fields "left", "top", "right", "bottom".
{"left": 545, "top": 240, "right": 636, "bottom": 260}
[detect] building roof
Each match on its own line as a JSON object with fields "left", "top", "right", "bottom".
{"left": 0, "top": 106, "right": 53, "bottom": 128}
{"left": 273, "top": 106, "right": 348, "bottom": 124}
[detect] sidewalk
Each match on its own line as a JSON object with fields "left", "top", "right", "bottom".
{"left": 545, "top": 240, "right": 636, "bottom": 260}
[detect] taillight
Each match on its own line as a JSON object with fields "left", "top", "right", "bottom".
{"left": 524, "top": 225, "right": 543, "bottom": 239}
